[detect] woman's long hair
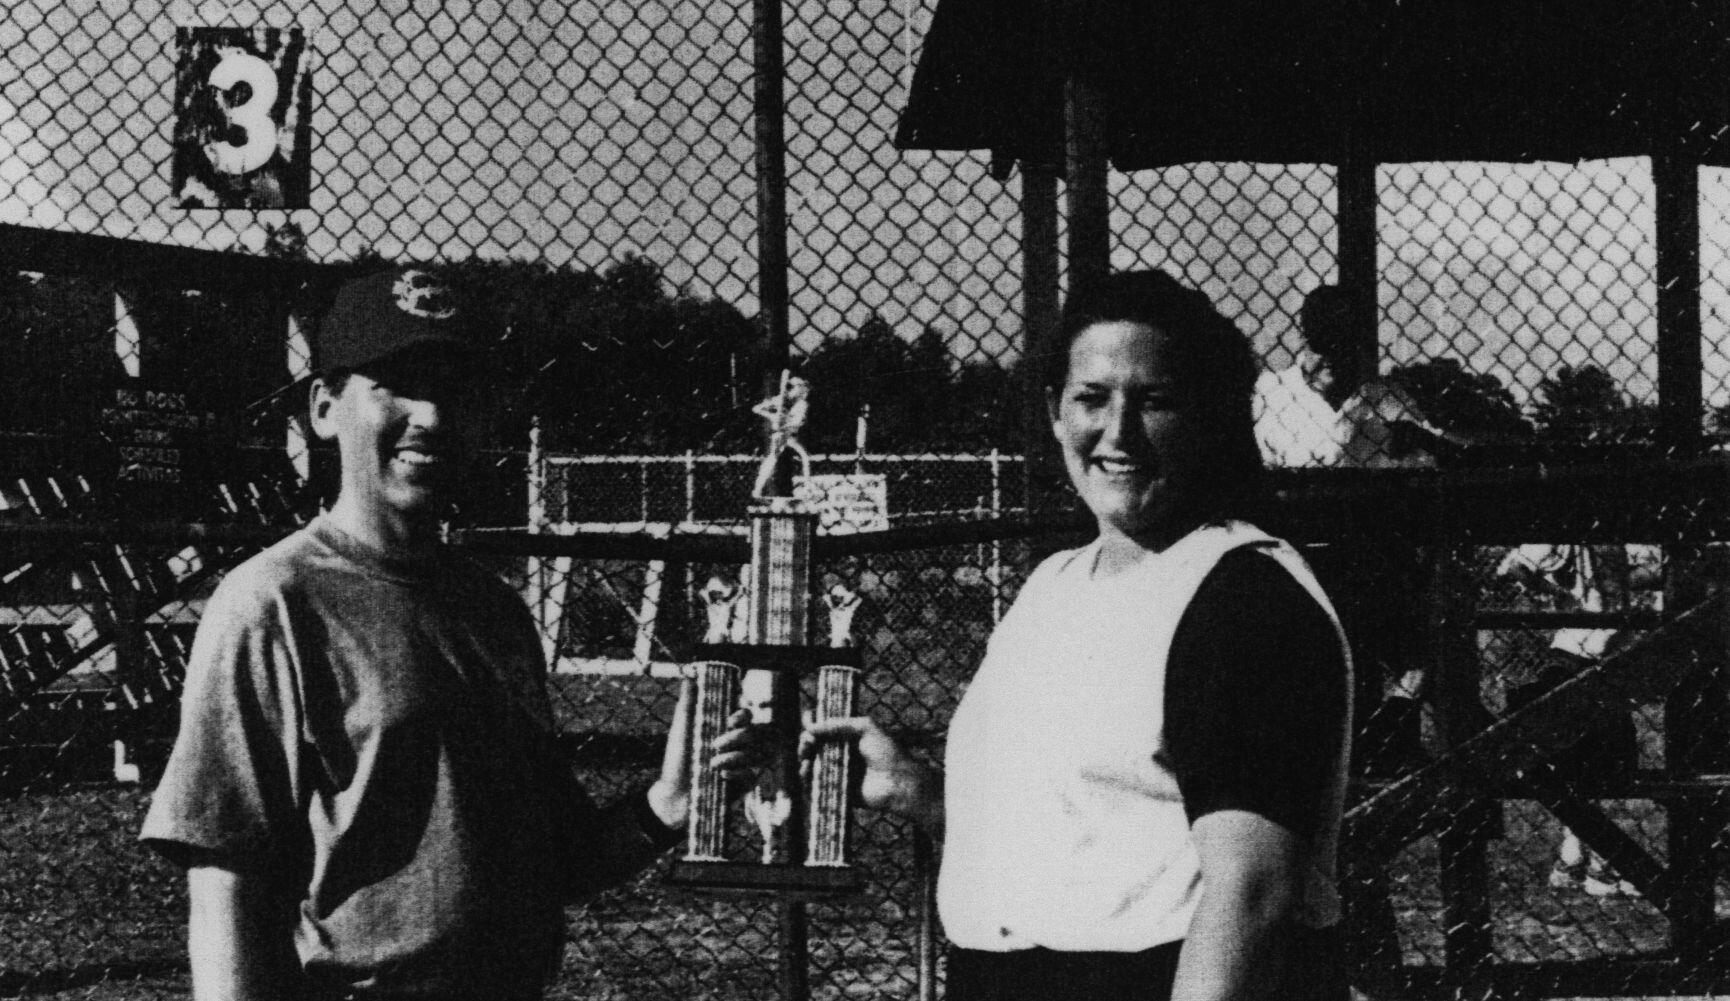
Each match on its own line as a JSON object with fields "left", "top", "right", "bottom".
{"left": 1043, "top": 270, "right": 1270, "bottom": 526}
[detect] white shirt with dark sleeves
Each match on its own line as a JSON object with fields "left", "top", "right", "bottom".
{"left": 938, "top": 521, "right": 1352, "bottom": 953}
{"left": 1254, "top": 364, "right": 1345, "bottom": 467}
{"left": 1255, "top": 363, "right": 1439, "bottom": 470}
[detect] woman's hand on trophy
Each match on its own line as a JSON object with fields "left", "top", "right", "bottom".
{"left": 648, "top": 676, "right": 770, "bottom": 830}
{"left": 803, "top": 716, "right": 943, "bottom": 833}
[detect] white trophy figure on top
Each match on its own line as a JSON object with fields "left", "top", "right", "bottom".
{"left": 750, "top": 370, "right": 811, "bottom": 499}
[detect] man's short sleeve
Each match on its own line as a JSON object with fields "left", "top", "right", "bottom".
{"left": 1163, "top": 547, "right": 1348, "bottom": 840}
{"left": 140, "top": 570, "right": 307, "bottom": 872}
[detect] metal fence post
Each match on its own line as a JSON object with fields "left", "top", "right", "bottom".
{"left": 287, "top": 310, "right": 311, "bottom": 483}
{"left": 990, "top": 448, "right": 1003, "bottom": 623}
{"left": 526, "top": 418, "right": 558, "bottom": 663}
{"left": 915, "top": 827, "right": 939, "bottom": 1001}
{"left": 752, "top": 0, "right": 806, "bottom": 992}
{"left": 685, "top": 450, "right": 697, "bottom": 527}
{"left": 113, "top": 288, "right": 140, "bottom": 379}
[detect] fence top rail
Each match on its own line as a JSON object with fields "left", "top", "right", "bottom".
{"left": 0, "top": 520, "right": 288, "bottom": 547}
{"left": 1270, "top": 451, "right": 1730, "bottom": 543}
{"left": 542, "top": 452, "right": 1026, "bottom": 464}
{"left": 5, "top": 452, "right": 1730, "bottom": 552}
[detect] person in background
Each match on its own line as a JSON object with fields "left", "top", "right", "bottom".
{"left": 1256, "top": 284, "right": 1442, "bottom": 781}
{"left": 1254, "top": 283, "right": 1445, "bottom": 471}
{"left": 1497, "top": 542, "right": 1657, "bottom": 897}
{"left": 140, "top": 267, "right": 762, "bottom": 1001}
{"left": 811, "top": 270, "right": 1353, "bottom": 1001}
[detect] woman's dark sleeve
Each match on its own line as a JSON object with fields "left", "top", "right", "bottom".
{"left": 1163, "top": 547, "right": 1348, "bottom": 840}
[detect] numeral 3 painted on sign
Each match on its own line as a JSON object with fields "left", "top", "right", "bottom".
{"left": 203, "top": 49, "right": 279, "bottom": 175}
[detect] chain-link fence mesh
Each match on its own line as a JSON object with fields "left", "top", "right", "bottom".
{"left": 1379, "top": 160, "right": 1665, "bottom": 448}
{"left": 1115, "top": 162, "right": 1339, "bottom": 373}
{"left": 8, "top": 0, "right": 1730, "bottom": 1000}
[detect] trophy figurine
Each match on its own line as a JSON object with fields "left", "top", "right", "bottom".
{"left": 748, "top": 371, "right": 811, "bottom": 501}
{"left": 700, "top": 573, "right": 747, "bottom": 644}
{"left": 669, "top": 373, "right": 863, "bottom": 894}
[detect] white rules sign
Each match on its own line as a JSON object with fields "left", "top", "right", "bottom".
{"left": 793, "top": 474, "right": 889, "bottom": 534}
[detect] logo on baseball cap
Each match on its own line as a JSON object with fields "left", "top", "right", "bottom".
{"left": 317, "top": 267, "right": 479, "bottom": 372}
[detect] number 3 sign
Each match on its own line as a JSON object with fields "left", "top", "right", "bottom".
{"left": 171, "top": 27, "right": 313, "bottom": 210}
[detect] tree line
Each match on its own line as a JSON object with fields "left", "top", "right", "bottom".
{"left": 1383, "top": 356, "right": 1671, "bottom": 457}
{"left": 0, "top": 248, "right": 1701, "bottom": 472}
{"left": 437, "top": 256, "right": 1025, "bottom": 454}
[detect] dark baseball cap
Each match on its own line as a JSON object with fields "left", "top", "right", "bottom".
{"left": 317, "top": 267, "right": 479, "bottom": 373}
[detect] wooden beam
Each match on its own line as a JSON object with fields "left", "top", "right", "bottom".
{"left": 1654, "top": 156, "right": 1703, "bottom": 448}
{"left": 1345, "top": 592, "right": 1725, "bottom": 856}
{"left": 0, "top": 223, "right": 334, "bottom": 292}
{"left": 1535, "top": 787, "right": 1675, "bottom": 911}
{"left": 1063, "top": 75, "right": 1110, "bottom": 297}
{"left": 1020, "top": 158, "right": 1064, "bottom": 510}
{"left": 1335, "top": 156, "right": 1379, "bottom": 383}
{"left": 1663, "top": 540, "right": 1729, "bottom": 956}
{"left": 1424, "top": 527, "right": 1496, "bottom": 995}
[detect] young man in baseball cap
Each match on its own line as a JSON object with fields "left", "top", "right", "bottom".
{"left": 142, "top": 267, "right": 760, "bottom": 1000}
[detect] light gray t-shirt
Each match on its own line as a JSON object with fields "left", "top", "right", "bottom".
{"left": 142, "top": 516, "right": 665, "bottom": 999}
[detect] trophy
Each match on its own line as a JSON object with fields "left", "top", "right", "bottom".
{"left": 668, "top": 374, "right": 864, "bottom": 894}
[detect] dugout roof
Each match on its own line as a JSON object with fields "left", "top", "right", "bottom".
{"left": 895, "top": 0, "right": 1730, "bottom": 169}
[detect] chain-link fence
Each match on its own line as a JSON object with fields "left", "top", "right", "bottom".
{"left": 535, "top": 452, "right": 1024, "bottom": 531}
{"left": 0, "top": 514, "right": 1018, "bottom": 1000}
{"left": 8, "top": 0, "right": 1730, "bottom": 999}
{"left": 8, "top": 474, "right": 1730, "bottom": 1000}
{"left": 1308, "top": 459, "right": 1730, "bottom": 1000}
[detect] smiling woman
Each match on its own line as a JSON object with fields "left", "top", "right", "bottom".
{"left": 1048, "top": 319, "right": 1206, "bottom": 562}
{"left": 808, "top": 270, "right": 1354, "bottom": 1001}
{"left": 1042, "top": 274, "right": 1265, "bottom": 570}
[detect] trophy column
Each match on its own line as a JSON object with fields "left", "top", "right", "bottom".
{"left": 743, "top": 498, "right": 812, "bottom": 867}
{"left": 668, "top": 497, "right": 863, "bottom": 894}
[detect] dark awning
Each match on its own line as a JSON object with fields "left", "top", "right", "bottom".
{"left": 895, "top": 1, "right": 1730, "bottom": 170}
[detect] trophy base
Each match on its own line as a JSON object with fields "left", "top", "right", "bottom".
{"left": 666, "top": 860, "right": 865, "bottom": 897}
